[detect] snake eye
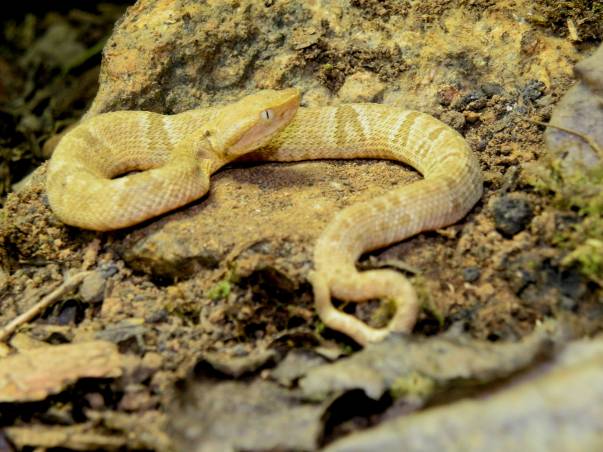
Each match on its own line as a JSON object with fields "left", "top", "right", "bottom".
{"left": 260, "top": 109, "right": 274, "bottom": 121}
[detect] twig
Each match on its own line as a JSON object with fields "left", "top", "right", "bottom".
{"left": 521, "top": 116, "right": 603, "bottom": 158}
{"left": 0, "top": 271, "right": 92, "bottom": 343}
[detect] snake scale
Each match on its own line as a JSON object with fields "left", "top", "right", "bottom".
{"left": 47, "top": 88, "right": 483, "bottom": 345}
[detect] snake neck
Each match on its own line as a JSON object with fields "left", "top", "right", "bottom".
{"left": 208, "top": 157, "right": 228, "bottom": 174}
{"left": 170, "top": 138, "right": 229, "bottom": 176}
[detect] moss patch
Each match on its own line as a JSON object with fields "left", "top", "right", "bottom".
{"left": 526, "top": 157, "right": 603, "bottom": 286}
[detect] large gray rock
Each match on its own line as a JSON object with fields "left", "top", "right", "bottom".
{"left": 545, "top": 43, "right": 603, "bottom": 171}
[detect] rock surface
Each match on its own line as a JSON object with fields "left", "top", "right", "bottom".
{"left": 492, "top": 194, "right": 533, "bottom": 237}
{"left": 545, "top": 43, "right": 603, "bottom": 171}
{"left": 80, "top": 0, "right": 579, "bottom": 276}
{"left": 0, "top": 341, "right": 127, "bottom": 403}
{"left": 326, "top": 335, "right": 603, "bottom": 452}
{"left": 2, "top": 1, "right": 602, "bottom": 450}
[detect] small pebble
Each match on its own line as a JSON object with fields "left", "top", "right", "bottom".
{"left": 535, "top": 94, "right": 554, "bottom": 107}
{"left": 522, "top": 80, "right": 545, "bottom": 102}
{"left": 559, "top": 296, "right": 578, "bottom": 311}
{"left": 465, "top": 98, "right": 488, "bottom": 112}
{"left": 79, "top": 271, "right": 106, "bottom": 303}
{"left": 464, "top": 111, "right": 480, "bottom": 123}
{"left": 481, "top": 83, "right": 503, "bottom": 97}
{"left": 453, "top": 91, "right": 485, "bottom": 111}
{"left": 439, "top": 111, "right": 466, "bottom": 131}
{"left": 475, "top": 138, "right": 489, "bottom": 152}
{"left": 338, "top": 71, "right": 385, "bottom": 103}
{"left": 0, "top": 266, "right": 7, "bottom": 290}
{"left": 492, "top": 195, "right": 533, "bottom": 237}
{"left": 99, "top": 262, "right": 119, "bottom": 278}
{"left": 146, "top": 309, "right": 168, "bottom": 323}
{"left": 463, "top": 267, "right": 481, "bottom": 283}
{"left": 436, "top": 85, "right": 460, "bottom": 106}
{"left": 55, "top": 302, "right": 81, "bottom": 325}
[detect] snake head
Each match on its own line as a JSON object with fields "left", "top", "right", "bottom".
{"left": 208, "top": 88, "right": 300, "bottom": 161}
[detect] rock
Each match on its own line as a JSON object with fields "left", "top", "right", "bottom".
{"left": 325, "top": 336, "right": 603, "bottom": 452}
{"left": 0, "top": 341, "right": 126, "bottom": 403}
{"left": 199, "top": 348, "right": 277, "bottom": 378}
{"left": 82, "top": 0, "right": 579, "bottom": 119}
{"left": 145, "top": 309, "right": 168, "bottom": 324}
{"left": 577, "top": 44, "right": 603, "bottom": 97}
{"left": 119, "top": 160, "right": 418, "bottom": 277}
{"left": 481, "top": 83, "right": 504, "bottom": 97}
{"left": 436, "top": 85, "right": 460, "bottom": 107}
{"left": 492, "top": 195, "right": 533, "bottom": 237}
{"left": 171, "top": 379, "right": 325, "bottom": 451}
{"left": 337, "top": 71, "right": 386, "bottom": 103}
{"left": 79, "top": 270, "right": 106, "bottom": 303}
{"left": 463, "top": 267, "right": 481, "bottom": 283}
{"left": 299, "top": 329, "right": 553, "bottom": 402}
{"left": 439, "top": 111, "right": 466, "bottom": 131}
{"left": 270, "top": 350, "right": 327, "bottom": 387}
{"left": 545, "top": 43, "right": 603, "bottom": 172}
{"left": 453, "top": 91, "right": 487, "bottom": 111}
{"left": 521, "top": 79, "right": 545, "bottom": 102}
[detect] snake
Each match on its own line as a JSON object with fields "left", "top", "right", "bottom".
{"left": 46, "top": 88, "right": 483, "bottom": 345}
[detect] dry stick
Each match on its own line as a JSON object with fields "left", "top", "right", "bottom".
{"left": 522, "top": 116, "right": 603, "bottom": 158}
{"left": 0, "top": 239, "right": 101, "bottom": 343}
{"left": 0, "top": 271, "right": 92, "bottom": 343}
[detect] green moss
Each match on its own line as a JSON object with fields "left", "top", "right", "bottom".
{"left": 369, "top": 297, "right": 398, "bottom": 328}
{"left": 315, "top": 320, "right": 326, "bottom": 336}
{"left": 526, "top": 156, "right": 603, "bottom": 286}
{"left": 414, "top": 276, "right": 445, "bottom": 327}
{"left": 321, "top": 63, "right": 334, "bottom": 72}
{"left": 390, "top": 371, "right": 436, "bottom": 400}
{"left": 562, "top": 239, "right": 603, "bottom": 286}
{"left": 205, "top": 266, "right": 243, "bottom": 301}
{"left": 207, "top": 280, "right": 232, "bottom": 300}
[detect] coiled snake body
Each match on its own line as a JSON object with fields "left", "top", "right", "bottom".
{"left": 47, "top": 89, "right": 482, "bottom": 345}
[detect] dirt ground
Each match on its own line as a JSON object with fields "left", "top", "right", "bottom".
{"left": 0, "top": 1, "right": 602, "bottom": 450}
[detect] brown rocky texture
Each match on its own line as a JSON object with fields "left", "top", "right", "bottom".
{"left": 121, "top": 160, "right": 419, "bottom": 278}
{"left": 2, "top": 1, "right": 603, "bottom": 449}
{"left": 3, "top": 0, "right": 598, "bottom": 344}
{"left": 528, "top": 0, "right": 603, "bottom": 42}
{"left": 79, "top": 0, "right": 581, "bottom": 281}
{"left": 87, "top": 0, "right": 577, "bottom": 117}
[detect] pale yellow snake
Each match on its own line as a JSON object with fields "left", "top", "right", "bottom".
{"left": 46, "top": 88, "right": 483, "bottom": 345}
